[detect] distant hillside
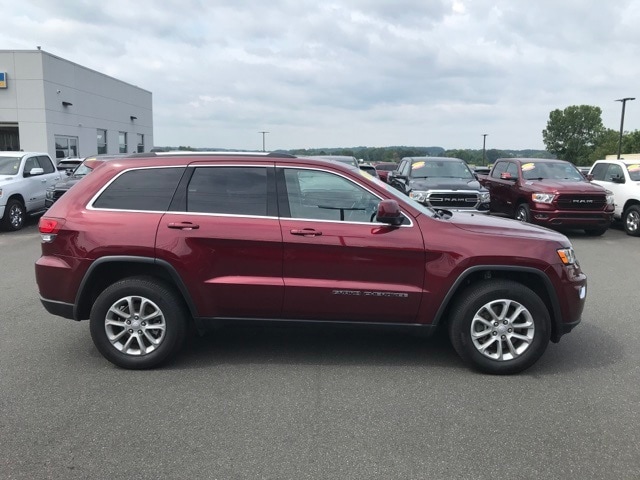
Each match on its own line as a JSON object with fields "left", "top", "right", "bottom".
{"left": 152, "top": 145, "right": 553, "bottom": 164}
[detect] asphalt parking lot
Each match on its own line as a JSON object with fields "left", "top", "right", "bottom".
{"left": 1, "top": 219, "right": 639, "bottom": 479}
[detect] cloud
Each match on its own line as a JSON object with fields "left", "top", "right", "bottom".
{"left": 1, "top": 0, "right": 639, "bottom": 151}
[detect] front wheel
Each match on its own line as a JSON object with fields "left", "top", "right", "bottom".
{"left": 515, "top": 203, "right": 531, "bottom": 223}
{"left": 448, "top": 280, "right": 551, "bottom": 374}
{"left": 623, "top": 205, "right": 640, "bottom": 236}
{"left": 89, "top": 277, "right": 188, "bottom": 369}
{"left": 1, "top": 199, "right": 26, "bottom": 231}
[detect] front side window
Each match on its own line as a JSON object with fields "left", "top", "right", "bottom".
{"left": 283, "top": 168, "right": 380, "bottom": 222}
{"left": 491, "top": 161, "right": 508, "bottom": 178}
{"left": 119, "top": 132, "right": 127, "bottom": 153}
{"left": 37, "top": 156, "right": 55, "bottom": 174}
{"left": 93, "top": 168, "right": 185, "bottom": 211}
{"left": 187, "top": 167, "right": 268, "bottom": 216}
{"left": 97, "top": 129, "right": 107, "bottom": 154}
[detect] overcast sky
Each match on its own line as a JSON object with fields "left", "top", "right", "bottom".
{"left": 2, "top": 0, "right": 639, "bottom": 152}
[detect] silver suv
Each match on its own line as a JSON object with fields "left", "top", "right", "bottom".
{"left": 0, "top": 152, "right": 60, "bottom": 231}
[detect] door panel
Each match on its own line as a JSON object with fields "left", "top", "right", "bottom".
{"left": 155, "top": 165, "right": 283, "bottom": 318}
{"left": 277, "top": 166, "right": 425, "bottom": 323}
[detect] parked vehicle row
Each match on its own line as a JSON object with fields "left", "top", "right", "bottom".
{"left": 0, "top": 151, "right": 61, "bottom": 231}
{"left": 476, "top": 158, "right": 614, "bottom": 236}
{"left": 588, "top": 158, "right": 640, "bottom": 236}
{"left": 35, "top": 152, "right": 585, "bottom": 374}
{"left": 387, "top": 157, "right": 490, "bottom": 213}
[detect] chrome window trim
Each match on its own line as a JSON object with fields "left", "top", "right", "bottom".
{"left": 87, "top": 164, "right": 414, "bottom": 227}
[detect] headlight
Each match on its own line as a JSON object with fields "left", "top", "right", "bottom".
{"left": 479, "top": 191, "right": 490, "bottom": 203}
{"left": 557, "top": 247, "right": 577, "bottom": 265}
{"left": 409, "top": 191, "right": 428, "bottom": 202}
{"left": 532, "top": 193, "right": 555, "bottom": 204}
{"left": 606, "top": 191, "right": 615, "bottom": 205}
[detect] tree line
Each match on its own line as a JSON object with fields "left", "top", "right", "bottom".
{"left": 542, "top": 104, "right": 640, "bottom": 166}
{"left": 156, "top": 104, "right": 638, "bottom": 167}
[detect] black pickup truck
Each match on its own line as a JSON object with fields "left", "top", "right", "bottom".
{"left": 388, "top": 156, "right": 490, "bottom": 212}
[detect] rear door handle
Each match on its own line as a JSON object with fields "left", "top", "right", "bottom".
{"left": 290, "top": 228, "right": 322, "bottom": 237}
{"left": 168, "top": 222, "right": 200, "bottom": 230}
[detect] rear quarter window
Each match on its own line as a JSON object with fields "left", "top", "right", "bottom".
{"left": 92, "top": 167, "right": 185, "bottom": 211}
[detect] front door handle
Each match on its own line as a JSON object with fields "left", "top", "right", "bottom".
{"left": 290, "top": 228, "right": 322, "bottom": 237}
{"left": 168, "top": 222, "right": 200, "bottom": 230}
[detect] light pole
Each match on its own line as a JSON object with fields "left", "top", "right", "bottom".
{"left": 616, "top": 98, "right": 635, "bottom": 159}
{"left": 258, "top": 131, "right": 269, "bottom": 152}
{"left": 482, "top": 134, "right": 488, "bottom": 165}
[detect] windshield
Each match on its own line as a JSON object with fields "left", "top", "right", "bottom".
{"left": 73, "top": 160, "right": 97, "bottom": 176}
{"left": 626, "top": 164, "right": 640, "bottom": 181}
{"left": 0, "top": 156, "right": 21, "bottom": 175}
{"left": 522, "top": 161, "right": 584, "bottom": 181}
{"left": 411, "top": 160, "right": 474, "bottom": 179}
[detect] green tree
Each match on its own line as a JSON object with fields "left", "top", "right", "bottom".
{"left": 542, "top": 105, "right": 605, "bottom": 165}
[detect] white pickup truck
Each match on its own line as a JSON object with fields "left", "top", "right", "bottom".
{"left": 0, "top": 152, "right": 61, "bottom": 231}
{"left": 589, "top": 158, "right": 640, "bottom": 236}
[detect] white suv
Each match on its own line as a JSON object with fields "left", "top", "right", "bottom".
{"left": 0, "top": 152, "right": 60, "bottom": 231}
{"left": 589, "top": 159, "right": 640, "bottom": 236}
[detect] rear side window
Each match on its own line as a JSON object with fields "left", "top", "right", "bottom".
{"left": 187, "top": 167, "right": 268, "bottom": 216}
{"left": 93, "top": 167, "right": 185, "bottom": 211}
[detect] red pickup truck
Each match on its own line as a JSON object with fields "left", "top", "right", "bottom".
{"left": 478, "top": 158, "right": 614, "bottom": 235}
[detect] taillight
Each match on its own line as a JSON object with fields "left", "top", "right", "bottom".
{"left": 39, "top": 217, "right": 65, "bottom": 242}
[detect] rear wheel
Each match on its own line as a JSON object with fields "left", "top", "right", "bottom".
{"left": 448, "top": 279, "right": 551, "bottom": 374}
{"left": 623, "top": 205, "right": 640, "bottom": 236}
{"left": 1, "top": 199, "right": 26, "bottom": 231}
{"left": 515, "top": 203, "right": 531, "bottom": 223}
{"left": 89, "top": 277, "right": 188, "bottom": 369}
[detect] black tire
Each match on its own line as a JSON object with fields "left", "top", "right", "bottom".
{"left": 89, "top": 277, "right": 188, "bottom": 369}
{"left": 1, "top": 199, "right": 26, "bottom": 231}
{"left": 448, "top": 279, "right": 551, "bottom": 375}
{"left": 514, "top": 203, "right": 531, "bottom": 223}
{"left": 584, "top": 227, "right": 607, "bottom": 236}
{"left": 622, "top": 205, "right": 640, "bottom": 236}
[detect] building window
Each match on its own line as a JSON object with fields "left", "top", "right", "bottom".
{"left": 119, "top": 132, "right": 127, "bottom": 153}
{"left": 137, "top": 134, "right": 144, "bottom": 153}
{"left": 97, "top": 129, "right": 107, "bottom": 154}
{"left": 55, "top": 135, "right": 78, "bottom": 159}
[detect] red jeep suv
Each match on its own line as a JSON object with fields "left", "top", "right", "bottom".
{"left": 35, "top": 152, "right": 587, "bottom": 374}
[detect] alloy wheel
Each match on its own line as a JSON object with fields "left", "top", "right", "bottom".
{"left": 470, "top": 299, "right": 535, "bottom": 361}
{"left": 104, "top": 295, "right": 167, "bottom": 355}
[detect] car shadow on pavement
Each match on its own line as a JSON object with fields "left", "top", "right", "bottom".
{"left": 169, "top": 323, "right": 463, "bottom": 371}
{"left": 164, "top": 317, "right": 623, "bottom": 375}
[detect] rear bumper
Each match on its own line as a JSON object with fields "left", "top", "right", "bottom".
{"left": 40, "top": 297, "right": 76, "bottom": 320}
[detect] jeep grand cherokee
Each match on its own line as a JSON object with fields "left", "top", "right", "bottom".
{"left": 35, "top": 152, "right": 586, "bottom": 374}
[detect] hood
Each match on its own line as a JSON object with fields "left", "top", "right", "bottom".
{"left": 409, "top": 177, "right": 485, "bottom": 191}
{"left": 449, "top": 211, "right": 568, "bottom": 242}
{"left": 0, "top": 174, "right": 18, "bottom": 184}
{"left": 521, "top": 179, "right": 605, "bottom": 194}
{"left": 52, "top": 175, "right": 85, "bottom": 190}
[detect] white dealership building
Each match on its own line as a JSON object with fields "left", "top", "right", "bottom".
{"left": 0, "top": 49, "right": 153, "bottom": 161}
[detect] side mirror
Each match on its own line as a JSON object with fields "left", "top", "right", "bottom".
{"left": 376, "top": 199, "right": 404, "bottom": 226}
{"left": 500, "top": 172, "right": 515, "bottom": 180}
{"left": 586, "top": 173, "right": 594, "bottom": 181}
{"left": 612, "top": 176, "right": 625, "bottom": 184}
{"left": 25, "top": 167, "right": 45, "bottom": 177}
